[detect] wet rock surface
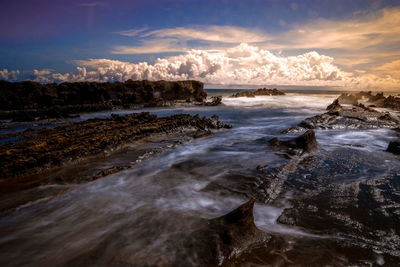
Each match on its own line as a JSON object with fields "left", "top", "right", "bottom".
{"left": 231, "top": 88, "right": 285, "bottom": 97}
{"left": 0, "top": 80, "right": 221, "bottom": 122}
{"left": 176, "top": 198, "right": 268, "bottom": 266}
{"left": 0, "top": 112, "right": 230, "bottom": 190}
{"left": 276, "top": 148, "right": 400, "bottom": 262}
{"left": 57, "top": 199, "right": 269, "bottom": 267}
{"left": 285, "top": 96, "right": 400, "bottom": 132}
{"left": 201, "top": 127, "right": 400, "bottom": 264}
{"left": 268, "top": 129, "right": 317, "bottom": 155}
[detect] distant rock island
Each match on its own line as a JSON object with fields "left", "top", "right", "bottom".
{"left": 231, "top": 88, "right": 285, "bottom": 97}
{"left": 0, "top": 80, "right": 221, "bottom": 122}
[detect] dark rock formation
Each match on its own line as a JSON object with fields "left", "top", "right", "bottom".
{"left": 0, "top": 112, "right": 231, "bottom": 181}
{"left": 269, "top": 130, "right": 317, "bottom": 155}
{"left": 336, "top": 91, "right": 400, "bottom": 111}
{"left": 177, "top": 198, "right": 267, "bottom": 266}
{"left": 387, "top": 140, "right": 400, "bottom": 155}
{"left": 326, "top": 98, "right": 342, "bottom": 112}
{"left": 0, "top": 80, "right": 220, "bottom": 121}
{"left": 383, "top": 95, "right": 400, "bottom": 110}
{"left": 285, "top": 98, "right": 400, "bottom": 132}
{"left": 276, "top": 148, "right": 400, "bottom": 260}
{"left": 231, "top": 88, "right": 285, "bottom": 98}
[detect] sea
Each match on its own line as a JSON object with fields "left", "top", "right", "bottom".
{"left": 0, "top": 89, "right": 399, "bottom": 266}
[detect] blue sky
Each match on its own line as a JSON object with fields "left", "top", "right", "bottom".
{"left": 1, "top": 0, "right": 399, "bottom": 89}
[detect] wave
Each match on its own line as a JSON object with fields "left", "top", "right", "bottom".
{"left": 222, "top": 93, "right": 338, "bottom": 110}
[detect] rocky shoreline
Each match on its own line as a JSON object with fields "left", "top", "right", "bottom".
{"left": 0, "top": 112, "right": 231, "bottom": 197}
{"left": 1, "top": 89, "right": 400, "bottom": 265}
{"left": 0, "top": 80, "right": 221, "bottom": 122}
{"left": 284, "top": 93, "right": 400, "bottom": 132}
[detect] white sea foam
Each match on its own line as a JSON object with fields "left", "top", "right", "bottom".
{"left": 222, "top": 93, "right": 338, "bottom": 110}
{"left": 316, "top": 128, "right": 398, "bottom": 152}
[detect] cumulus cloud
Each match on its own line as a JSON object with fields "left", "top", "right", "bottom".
{"left": 31, "top": 43, "right": 399, "bottom": 89}
{"left": 113, "top": 7, "right": 400, "bottom": 82}
{"left": 0, "top": 69, "right": 20, "bottom": 81}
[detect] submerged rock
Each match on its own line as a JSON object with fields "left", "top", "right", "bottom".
{"left": 231, "top": 88, "right": 285, "bottom": 98}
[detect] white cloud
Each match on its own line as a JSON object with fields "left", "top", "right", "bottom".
{"left": 113, "top": 8, "right": 400, "bottom": 82}
{"left": 116, "top": 27, "right": 149, "bottom": 37}
{"left": 0, "top": 69, "right": 20, "bottom": 81}
{"left": 113, "top": 25, "right": 269, "bottom": 54}
{"left": 272, "top": 8, "right": 400, "bottom": 50}
{"left": 140, "top": 26, "right": 269, "bottom": 43}
{"left": 31, "top": 43, "right": 399, "bottom": 89}
{"left": 113, "top": 39, "right": 186, "bottom": 54}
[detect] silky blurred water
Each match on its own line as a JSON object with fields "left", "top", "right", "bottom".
{"left": 1, "top": 92, "right": 399, "bottom": 266}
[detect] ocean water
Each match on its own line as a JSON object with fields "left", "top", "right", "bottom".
{"left": 1, "top": 91, "right": 399, "bottom": 266}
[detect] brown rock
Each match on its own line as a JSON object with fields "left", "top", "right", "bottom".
{"left": 231, "top": 88, "right": 285, "bottom": 97}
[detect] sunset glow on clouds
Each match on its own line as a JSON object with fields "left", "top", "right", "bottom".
{"left": 21, "top": 43, "right": 396, "bottom": 89}
{"left": 0, "top": 1, "right": 399, "bottom": 89}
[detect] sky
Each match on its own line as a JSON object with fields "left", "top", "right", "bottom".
{"left": 0, "top": 0, "right": 399, "bottom": 89}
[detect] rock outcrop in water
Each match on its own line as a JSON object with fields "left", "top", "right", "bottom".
{"left": 231, "top": 88, "right": 285, "bottom": 98}
{"left": 0, "top": 112, "right": 231, "bottom": 190}
{"left": 269, "top": 129, "right": 317, "bottom": 155}
{"left": 177, "top": 198, "right": 267, "bottom": 266}
{"left": 284, "top": 96, "right": 400, "bottom": 132}
{"left": 0, "top": 80, "right": 220, "bottom": 122}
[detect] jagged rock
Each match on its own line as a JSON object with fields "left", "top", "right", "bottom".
{"left": 177, "top": 198, "right": 266, "bottom": 266}
{"left": 369, "top": 92, "right": 385, "bottom": 102}
{"left": 383, "top": 95, "right": 400, "bottom": 110}
{"left": 387, "top": 140, "right": 400, "bottom": 155}
{"left": 354, "top": 91, "right": 373, "bottom": 100}
{"left": 231, "top": 88, "right": 285, "bottom": 98}
{"left": 326, "top": 99, "right": 342, "bottom": 113}
{"left": 284, "top": 99, "right": 400, "bottom": 132}
{"left": 269, "top": 130, "right": 317, "bottom": 155}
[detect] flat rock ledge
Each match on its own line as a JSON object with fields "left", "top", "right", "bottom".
{"left": 0, "top": 112, "right": 231, "bottom": 181}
